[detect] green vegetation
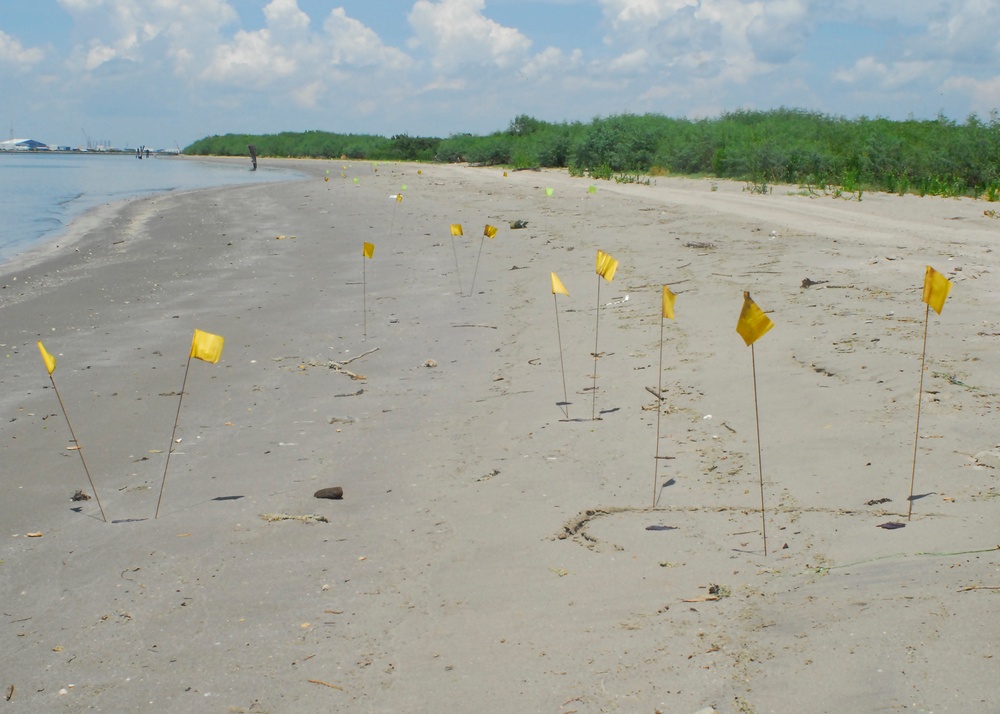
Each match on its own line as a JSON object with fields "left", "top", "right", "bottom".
{"left": 184, "top": 108, "right": 1000, "bottom": 199}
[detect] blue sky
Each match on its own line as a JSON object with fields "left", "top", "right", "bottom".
{"left": 2, "top": 0, "right": 999, "bottom": 150}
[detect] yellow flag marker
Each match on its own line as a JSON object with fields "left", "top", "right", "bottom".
{"left": 484, "top": 224, "right": 497, "bottom": 239}
{"left": 157, "top": 329, "right": 225, "bottom": 518}
{"left": 596, "top": 250, "right": 618, "bottom": 282}
{"left": 551, "top": 272, "right": 569, "bottom": 296}
{"left": 545, "top": 187, "right": 554, "bottom": 197}
{"left": 922, "top": 265, "right": 952, "bottom": 315}
{"left": 363, "top": 242, "right": 374, "bottom": 259}
{"left": 396, "top": 193, "right": 403, "bottom": 203}
{"left": 662, "top": 285, "right": 676, "bottom": 320}
{"left": 37, "top": 341, "right": 107, "bottom": 521}
{"left": 38, "top": 341, "right": 56, "bottom": 375}
{"left": 588, "top": 185, "right": 597, "bottom": 194}
{"left": 736, "top": 291, "right": 774, "bottom": 346}
{"left": 450, "top": 224, "right": 463, "bottom": 237}
{"left": 190, "top": 329, "right": 224, "bottom": 364}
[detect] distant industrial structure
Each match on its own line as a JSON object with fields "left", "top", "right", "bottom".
{"left": 0, "top": 138, "right": 49, "bottom": 151}
{"left": 0, "top": 137, "right": 172, "bottom": 154}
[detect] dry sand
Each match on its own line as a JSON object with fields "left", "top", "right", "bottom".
{"left": 1, "top": 157, "right": 998, "bottom": 713}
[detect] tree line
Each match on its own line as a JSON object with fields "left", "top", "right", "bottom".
{"left": 184, "top": 109, "right": 1000, "bottom": 199}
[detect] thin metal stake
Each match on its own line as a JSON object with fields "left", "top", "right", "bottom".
{"left": 49, "top": 375, "right": 107, "bottom": 522}
{"left": 155, "top": 356, "right": 192, "bottom": 519}
{"left": 554, "top": 293, "right": 569, "bottom": 419}
{"left": 908, "top": 303, "right": 931, "bottom": 520}
{"left": 653, "top": 313, "right": 665, "bottom": 508}
{"left": 750, "top": 343, "right": 767, "bottom": 556}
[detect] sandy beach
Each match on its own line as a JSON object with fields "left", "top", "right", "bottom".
{"left": 1, "top": 157, "right": 998, "bottom": 713}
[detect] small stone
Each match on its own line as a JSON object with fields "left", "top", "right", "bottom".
{"left": 314, "top": 487, "right": 344, "bottom": 500}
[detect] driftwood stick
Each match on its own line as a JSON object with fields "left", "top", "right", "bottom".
{"left": 338, "top": 347, "right": 379, "bottom": 366}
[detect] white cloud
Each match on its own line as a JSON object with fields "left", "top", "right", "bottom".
{"left": 200, "top": 29, "right": 297, "bottom": 85}
{"left": 0, "top": 30, "right": 45, "bottom": 68}
{"left": 408, "top": 0, "right": 533, "bottom": 71}
{"left": 746, "top": 0, "right": 809, "bottom": 64}
{"left": 264, "top": 0, "right": 311, "bottom": 33}
{"left": 323, "top": 8, "right": 410, "bottom": 69}
{"left": 942, "top": 74, "right": 1000, "bottom": 118}
{"left": 57, "top": 0, "right": 239, "bottom": 74}
{"left": 833, "top": 56, "right": 935, "bottom": 91}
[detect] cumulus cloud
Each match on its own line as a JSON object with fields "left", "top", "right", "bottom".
{"left": 746, "top": 0, "right": 809, "bottom": 64}
{"left": 0, "top": 30, "right": 45, "bottom": 68}
{"left": 57, "top": 0, "right": 239, "bottom": 74}
{"left": 323, "top": 8, "right": 410, "bottom": 69}
{"left": 264, "top": 0, "right": 310, "bottom": 33}
{"left": 408, "top": 0, "right": 533, "bottom": 71}
{"left": 833, "top": 56, "right": 935, "bottom": 92}
{"left": 200, "top": 29, "right": 297, "bottom": 85}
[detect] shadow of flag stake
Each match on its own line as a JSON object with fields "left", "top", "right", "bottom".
{"left": 736, "top": 291, "right": 774, "bottom": 555}
{"left": 592, "top": 250, "right": 619, "bottom": 420}
{"left": 155, "top": 330, "right": 224, "bottom": 519}
{"left": 653, "top": 285, "right": 676, "bottom": 507}
{"left": 37, "top": 341, "right": 107, "bottom": 522}
{"left": 908, "top": 266, "right": 953, "bottom": 520}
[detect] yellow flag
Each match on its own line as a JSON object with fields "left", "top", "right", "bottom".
{"left": 396, "top": 193, "right": 403, "bottom": 203}
{"left": 922, "top": 265, "right": 952, "bottom": 315}
{"left": 363, "top": 242, "right": 374, "bottom": 259}
{"left": 551, "top": 272, "right": 569, "bottom": 296}
{"left": 190, "top": 329, "right": 224, "bottom": 364}
{"left": 38, "top": 341, "right": 56, "bottom": 375}
{"left": 596, "top": 250, "right": 618, "bottom": 282}
{"left": 450, "top": 224, "right": 463, "bottom": 237}
{"left": 484, "top": 225, "right": 497, "bottom": 239}
{"left": 736, "top": 291, "right": 774, "bottom": 346}
{"left": 545, "top": 187, "right": 554, "bottom": 196}
{"left": 662, "top": 285, "right": 676, "bottom": 320}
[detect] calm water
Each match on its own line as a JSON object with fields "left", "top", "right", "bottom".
{"left": 0, "top": 152, "right": 300, "bottom": 263}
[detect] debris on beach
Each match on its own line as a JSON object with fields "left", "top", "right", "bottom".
{"left": 509, "top": 219, "right": 529, "bottom": 229}
{"left": 71, "top": 490, "right": 91, "bottom": 501}
{"left": 476, "top": 468, "right": 499, "bottom": 482}
{"left": 259, "top": 513, "right": 329, "bottom": 524}
{"left": 314, "top": 487, "right": 344, "bottom": 500}
{"left": 423, "top": 359, "right": 437, "bottom": 368}
{"left": 801, "top": 277, "right": 828, "bottom": 288}
{"left": 877, "top": 521, "right": 906, "bottom": 530}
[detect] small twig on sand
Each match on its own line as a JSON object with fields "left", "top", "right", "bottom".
{"left": 308, "top": 679, "right": 345, "bottom": 691}
{"left": 338, "top": 347, "right": 379, "bottom": 366}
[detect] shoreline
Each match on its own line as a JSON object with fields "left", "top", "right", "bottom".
{"left": 1, "top": 159, "right": 998, "bottom": 712}
{"left": 0, "top": 154, "right": 301, "bottom": 273}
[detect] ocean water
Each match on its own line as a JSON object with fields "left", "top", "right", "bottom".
{"left": 0, "top": 152, "right": 300, "bottom": 263}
